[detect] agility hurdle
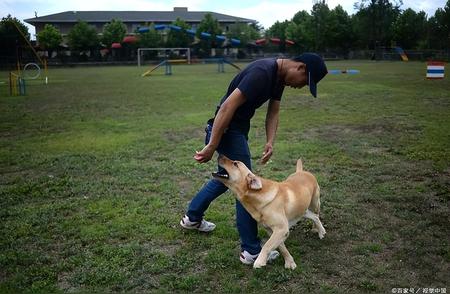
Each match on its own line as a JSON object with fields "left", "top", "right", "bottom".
{"left": 395, "top": 47, "right": 409, "bottom": 61}
{"left": 9, "top": 72, "right": 26, "bottom": 96}
{"left": 141, "top": 59, "right": 189, "bottom": 76}
{"left": 141, "top": 58, "right": 240, "bottom": 77}
{"left": 329, "top": 69, "right": 360, "bottom": 75}
{"left": 426, "top": 61, "right": 445, "bottom": 79}
{"left": 202, "top": 58, "right": 241, "bottom": 73}
{"left": 137, "top": 48, "right": 191, "bottom": 66}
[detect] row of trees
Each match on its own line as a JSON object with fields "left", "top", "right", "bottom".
{"left": 268, "top": 0, "right": 450, "bottom": 53}
{"left": 1, "top": 0, "right": 449, "bottom": 63}
{"left": 2, "top": 14, "right": 259, "bottom": 60}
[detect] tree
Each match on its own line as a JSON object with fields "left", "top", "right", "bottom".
{"left": 287, "top": 10, "right": 314, "bottom": 51}
{"left": 37, "top": 24, "right": 62, "bottom": 57}
{"left": 266, "top": 20, "right": 290, "bottom": 52}
{"left": 67, "top": 21, "right": 99, "bottom": 52}
{"left": 196, "top": 13, "right": 222, "bottom": 55}
{"left": 102, "top": 19, "right": 127, "bottom": 48}
{"left": 226, "top": 21, "right": 260, "bottom": 46}
{"left": 0, "top": 15, "right": 30, "bottom": 62}
{"left": 327, "top": 5, "right": 355, "bottom": 52}
{"left": 354, "top": 0, "right": 402, "bottom": 49}
{"left": 427, "top": 0, "right": 450, "bottom": 50}
{"left": 310, "top": 0, "right": 331, "bottom": 51}
{"left": 137, "top": 23, "right": 162, "bottom": 48}
{"left": 166, "top": 18, "right": 191, "bottom": 48}
{"left": 249, "top": 21, "right": 264, "bottom": 34}
{"left": 393, "top": 9, "right": 427, "bottom": 49}
{"left": 136, "top": 24, "right": 163, "bottom": 59}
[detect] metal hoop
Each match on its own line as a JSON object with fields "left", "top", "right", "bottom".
{"left": 23, "top": 63, "right": 41, "bottom": 79}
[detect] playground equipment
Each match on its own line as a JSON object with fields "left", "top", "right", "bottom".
{"left": 395, "top": 47, "right": 409, "bottom": 61}
{"left": 202, "top": 58, "right": 241, "bottom": 73}
{"left": 141, "top": 59, "right": 188, "bottom": 76}
{"left": 9, "top": 72, "right": 26, "bottom": 96}
{"left": 329, "top": 69, "right": 360, "bottom": 75}
{"left": 11, "top": 21, "right": 49, "bottom": 84}
{"left": 374, "top": 47, "right": 409, "bottom": 61}
{"left": 426, "top": 61, "right": 445, "bottom": 79}
{"left": 137, "top": 48, "right": 191, "bottom": 66}
{"left": 23, "top": 63, "right": 41, "bottom": 80}
{"left": 141, "top": 58, "right": 240, "bottom": 77}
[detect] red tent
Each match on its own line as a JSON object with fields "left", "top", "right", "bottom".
{"left": 255, "top": 38, "right": 266, "bottom": 45}
{"left": 285, "top": 39, "right": 295, "bottom": 46}
{"left": 111, "top": 42, "right": 122, "bottom": 49}
{"left": 270, "top": 38, "right": 281, "bottom": 44}
{"left": 123, "top": 36, "right": 137, "bottom": 43}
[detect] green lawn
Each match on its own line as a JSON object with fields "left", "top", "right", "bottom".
{"left": 1, "top": 61, "right": 449, "bottom": 293}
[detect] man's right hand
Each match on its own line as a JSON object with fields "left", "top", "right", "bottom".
{"left": 194, "top": 144, "right": 216, "bottom": 163}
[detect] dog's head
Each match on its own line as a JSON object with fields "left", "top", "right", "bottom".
{"left": 212, "top": 155, "right": 262, "bottom": 194}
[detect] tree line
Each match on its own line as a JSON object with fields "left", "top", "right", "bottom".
{"left": 1, "top": 0, "right": 449, "bottom": 63}
{"left": 268, "top": 0, "right": 450, "bottom": 53}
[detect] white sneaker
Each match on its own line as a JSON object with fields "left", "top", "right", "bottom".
{"left": 180, "top": 215, "right": 216, "bottom": 232}
{"left": 239, "top": 250, "right": 280, "bottom": 265}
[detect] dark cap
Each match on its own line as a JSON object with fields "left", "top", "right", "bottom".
{"left": 291, "top": 53, "right": 328, "bottom": 98}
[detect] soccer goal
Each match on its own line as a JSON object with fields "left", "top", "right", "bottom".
{"left": 137, "top": 48, "right": 191, "bottom": 66}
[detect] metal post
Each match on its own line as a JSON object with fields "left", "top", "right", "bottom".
{"left": 187, "top": 48, "right": 191, "bottom": 65}
{"left": 20, "top": 78, "right": 26, "bottom": 95}
{"left": 9, "top": 72, "right": 12, "bottom": 96}
{"left": 218, "top": 59, "right": 224, "bottom": 73}
{"left": 165, "top": 61, "right": 172, "bottom": 75}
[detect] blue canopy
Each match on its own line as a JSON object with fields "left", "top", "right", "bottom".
{"left": 231, "top": 38, "right": 241, "bottom": 46}
{"left": 169, "top": 25, "right": 182, "bottom": 31}
{"left": 138, "top": 27, "right": 150, "bottom": 33}
{"left": 216, "top": 35, "right": 226, "bottom": 42}
{"left": 154, "top": 25, "right": 166, "bottom": 30}
{"left": 201, "top": 32, "right": 212, "bottom": 39}
{"left": 185, "top": 29, "right": 196, "bottom": 36}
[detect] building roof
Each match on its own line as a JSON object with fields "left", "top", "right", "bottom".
{"left": 24, "top": 8, "right": 256, "bottom": 24}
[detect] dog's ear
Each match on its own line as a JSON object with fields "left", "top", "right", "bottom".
{"left": 246, "top": 173, "right": 262, "bottom": 190}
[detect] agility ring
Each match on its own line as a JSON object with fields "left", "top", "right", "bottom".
{"left": 23, "top": 63, "right": 41, "bottom": 80}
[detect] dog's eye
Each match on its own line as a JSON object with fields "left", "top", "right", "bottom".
{"left": 233, "top": 162, "right": 238, "bottom": 167}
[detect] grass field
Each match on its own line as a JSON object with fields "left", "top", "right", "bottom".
{"left": 1, "top": 60, "right": 449, "bottom": 293}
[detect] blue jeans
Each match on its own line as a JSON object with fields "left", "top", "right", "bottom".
{"left": 186, "top": 123, "right": 261, "bottom": 254}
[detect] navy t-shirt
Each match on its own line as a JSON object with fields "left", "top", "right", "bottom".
{"left": 214, "top": 58, "right": 284, "bottom": 135}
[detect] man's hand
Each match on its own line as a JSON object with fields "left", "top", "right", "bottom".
{"left": 194, "top": 144, "right": 216, "bottom": 163}
{"left": 260, "top": 143, "right": 273, "bottom": 164}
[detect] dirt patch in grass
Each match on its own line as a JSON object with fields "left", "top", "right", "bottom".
{"left": 163, "top": 127, "right": 204, "bottom": 144}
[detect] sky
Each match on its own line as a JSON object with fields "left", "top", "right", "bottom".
{"left": 1, "top": 0, "right": 447, "bottom": 39}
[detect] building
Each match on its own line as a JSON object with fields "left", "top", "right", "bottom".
{"left": 24, "top": 7, "right": 256, "bottom": 37}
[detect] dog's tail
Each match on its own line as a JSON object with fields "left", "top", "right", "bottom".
{"left": 296, "top": 159, "right": 303, "bottom": 172}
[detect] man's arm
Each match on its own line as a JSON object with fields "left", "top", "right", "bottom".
{"left": 261, "top": 99, "right": 280, "bottom": 164}
{"left": 194, "top": 88, "right": 246, "bottom": 163}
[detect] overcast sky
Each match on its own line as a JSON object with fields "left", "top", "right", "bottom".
{"left": 1, "top": 0, "right": 447, "bottom": 39}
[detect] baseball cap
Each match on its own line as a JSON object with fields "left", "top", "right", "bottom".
{"left": 291, "top": 53, "right": 328, "bottom": 98}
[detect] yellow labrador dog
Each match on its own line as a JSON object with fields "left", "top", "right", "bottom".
{"left": 212, "top": 155, "right": 326, "bottom": 269}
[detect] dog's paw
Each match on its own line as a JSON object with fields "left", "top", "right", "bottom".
{"left": 284, "top": 260, "right": 297, "bottom": 270}
{"left": 319, "top": 229, "right": 326, "bottom": 239}
{"left": 253, "top": 258, "right": 266, "bottom": 269}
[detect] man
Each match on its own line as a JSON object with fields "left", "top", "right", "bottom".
{"left": 180, "top": 53, "right": 328, "bottom": 265}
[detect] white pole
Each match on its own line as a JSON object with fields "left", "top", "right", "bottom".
{"left": 187, "top": 48, "right": 191, "bottom": 64}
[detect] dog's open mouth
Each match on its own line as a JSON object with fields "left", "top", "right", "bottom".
{"left": 212, "top": 171, "right": 229, "bottom": 179}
